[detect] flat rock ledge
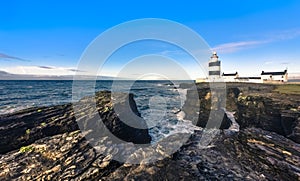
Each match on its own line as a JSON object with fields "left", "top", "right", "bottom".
{"left": 0, "top": 91, "right": 151, "bottom": 154}
{"left": 0, "top": 84, "right": 300, "bottom": 180}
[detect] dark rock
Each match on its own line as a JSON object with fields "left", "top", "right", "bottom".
{"left": 0, "top": 83, "right": 299, "bottom": 180}
{"left": 101, "top": 128, "right": 300, "bottom": 180}
{"left": 0, "top": 130, "right": 122, "bottom": 180}
{"left": 281, "top": 110, "right": 300, "bottom": 143}
{"left": 1, "top": 126, "right": 299, "bottom": 180}
{"left": 182, "top": 86, "right": 235, "bottom": 130}
{"left": 182, "top": 82, "right": 300, "bottom": 143}
{"left": 236, "top": 94, "right": 285, "bottom": 134}
{"left": 0, "top": 104, "right": 78, "bottom": 154}
{"left": 0, "top": 91, "right": 151, "bottom": 154}
{"left": 76, "top": 91, "right": 151, "bottom": 144}
{"left": 236, "top": 93, "right": 300, "bottom": 143}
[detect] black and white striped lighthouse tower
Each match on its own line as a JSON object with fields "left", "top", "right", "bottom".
{"left": 208, "top": 51, "right": 221, "bottom": 80}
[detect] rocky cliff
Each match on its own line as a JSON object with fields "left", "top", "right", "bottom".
{"left": 183, "top": 83, "right": 300, "bottom": 144}
{"left": 0, "top": 84, "right": 300, "bottom": 180}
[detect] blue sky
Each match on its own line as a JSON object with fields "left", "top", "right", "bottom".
{"left": 1, "top": 0, "right": 300, "bottom": 78}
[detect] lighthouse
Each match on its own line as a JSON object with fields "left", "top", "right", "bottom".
{"left": 208, "top": 51, "right": 221, "bottom": 80}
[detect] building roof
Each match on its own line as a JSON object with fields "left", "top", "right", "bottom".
{"left": 222, "top": 72, "right": 238, "bottom": 76}
{"left": 261, "top": 70, "right": 287, "bottom": 76}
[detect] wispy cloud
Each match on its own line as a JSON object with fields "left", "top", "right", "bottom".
{"left": 37, "top": 66, "right": 55, "bottom": 69}
{"left": 35, "top": 65, "right": 86, "bottom": 72}
{"left": 67, "top": 68, "right": 86, "bottom": 72}
{"left": 268, "top": 28, "right": 300, "bottom": 41}
{"left": 281, "top": 62, "right": 290, "bottom": 65}
{"left": 3, "top": 66, "right": 89, "bottom": 76}
{"left": 213, "top": 28, "right": 300, "bottom": 54}
{"left": 0, "top": 53, "right": 30, "bottom": 62}
{"left": 212, "top": 40, "right": 269, "bottom": 53}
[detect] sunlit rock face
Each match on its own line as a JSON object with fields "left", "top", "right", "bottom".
{"left": 0, "top": 84, "right": 300, "bottom": 180}
{"left": 182, "top": 83, "right": 300, "bottom": 143}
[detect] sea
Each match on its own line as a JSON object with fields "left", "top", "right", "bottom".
{"left": 0, "top": 80, "right": 199, "bottom": 143}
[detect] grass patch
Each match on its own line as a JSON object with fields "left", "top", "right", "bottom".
{"left": 274, "top": 84, "right": 300, "bottom": 95}
{"left": 19, "top": 145, "right": 34, "bottom": 153}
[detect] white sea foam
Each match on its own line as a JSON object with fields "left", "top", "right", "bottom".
{"left": 147, "top": 87, "right": 200, "bottom": 143}
{"left": 0, "top": 105, "right": 33, "bottom": 115}
{"left": 223, "top": 108, "right": 240, "bottom": 132}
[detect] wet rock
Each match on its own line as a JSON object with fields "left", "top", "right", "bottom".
{"left": 0, "top": 91, "right": 151, "bottom": 154}
{"left": 182, "top": 86, "right": 235, "bottom": 130}
{"left": 0, "top": 83, "right": 299, "bottom": 180}
{"left": 0, "top": 130, "right": 122, "bottom": 180}
{"left": 101, "top": 128, "right": 300, "bottom": 180}
{"left": 281, "top": 110, "right": 300, "bottom": 143}
{"left": 0, "top": 104, "right": 78, "bottom": 154}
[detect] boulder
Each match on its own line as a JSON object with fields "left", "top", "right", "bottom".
{"left": 182, "top": 86, "right": 237, "bottom": 130}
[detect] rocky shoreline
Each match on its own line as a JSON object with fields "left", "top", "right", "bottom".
{"left": 183, "top": 83, "right": 300, "bottom": 143}
{"left": 0, "top": 83, "right": 300, "bottom": 180}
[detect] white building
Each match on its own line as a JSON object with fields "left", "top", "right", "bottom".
{"left": 222, "top": 72, "right": 238, "bottom": 82}
{"left": 261, "top": 70, "right": 288, "bottom": 82}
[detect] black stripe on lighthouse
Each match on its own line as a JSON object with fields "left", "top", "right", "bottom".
{"left": 209, "top": 61, "right": 221, "bottom": 66}
{"left": 209, "top": 71, "right": 221, "bottom": 75}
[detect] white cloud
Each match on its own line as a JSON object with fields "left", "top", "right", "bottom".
{"left": 212, "top": 28, "right": 300, "bottom": 54}
{"left": 3, "top": 66, "right": 79, "bottom": 76}
{"left": 269, "top": 28, "right": 300, "bottom": 41}
{"left": 212, "top": 40, "right": 269, "bottom": 53}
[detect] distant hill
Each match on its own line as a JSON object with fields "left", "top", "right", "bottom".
{"left": 0, "top": 70, "right": 114, "bottom": 80}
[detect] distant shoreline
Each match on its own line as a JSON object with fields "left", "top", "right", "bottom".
{"left": 0, "top": 79, "right": 300, "bottom": 82}
{"left": 288, "top": 79, "right": 300, "bottom": 83}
